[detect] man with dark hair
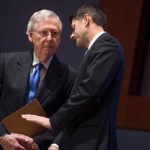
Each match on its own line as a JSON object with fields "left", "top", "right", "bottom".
{"left": 22, "top": 3, "right": 125, "bottom": 150}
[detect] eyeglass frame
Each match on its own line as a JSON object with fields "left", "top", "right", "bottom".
{"left": 31, "top": 30, "right": 61, "bottom": 38}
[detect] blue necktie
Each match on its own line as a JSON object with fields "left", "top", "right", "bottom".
{"left": 26, "top": 63, "right": 43, "bottom": 103}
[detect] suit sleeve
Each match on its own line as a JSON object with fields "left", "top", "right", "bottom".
{"left": 50, "top": 36, "right": 124, "bottom": 131}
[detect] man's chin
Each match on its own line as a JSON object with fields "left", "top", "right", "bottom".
{"left": 39, "top": 53, "right": 53, "bottom": 63}
{"left": 76, "top": 42, "right": 83, "bottom": 48}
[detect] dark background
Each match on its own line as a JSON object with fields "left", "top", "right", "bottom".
{"left": 0, "top": 0, "right": 150, "bottom": 150}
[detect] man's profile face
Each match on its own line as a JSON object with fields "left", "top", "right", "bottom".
{"left": 28, "top": 17, "right": 61, "bottom": 63}
{"left": 70, "top": 18, "right": 88, "bottom": 49}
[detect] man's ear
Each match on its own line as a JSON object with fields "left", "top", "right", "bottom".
{"left": 83, "top": 14, "right": 91, "bottom": 26}
{"left": 26, "top": 32, "right": 33, "bottom": 43}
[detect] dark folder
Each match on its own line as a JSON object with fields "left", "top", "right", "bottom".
{"left": 2, "top": 99, "right": 47, "bottom": 137}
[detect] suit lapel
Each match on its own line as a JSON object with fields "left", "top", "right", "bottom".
{"left": 15, "top": 51, "right": 33, "bottom": 105}
{"left": 70, "top": 51, "right": 91, "bottom": 95}
{"left": 36, "top": 55, "right": 62, "bottom": 103}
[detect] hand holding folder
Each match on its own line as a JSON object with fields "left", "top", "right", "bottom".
{"left": 2, "top": 99, "right": 47, "bottom": 137}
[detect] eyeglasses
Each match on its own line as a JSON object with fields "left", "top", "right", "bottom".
{"left": 33, "top": 30, "right": 60, "bottom": 38}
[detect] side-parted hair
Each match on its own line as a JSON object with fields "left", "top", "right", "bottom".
{"left": 69, "top": 3, "right": 107, "bottom": 29}
{"left": 27, "top": 9, "right": 63, "bottom": 33}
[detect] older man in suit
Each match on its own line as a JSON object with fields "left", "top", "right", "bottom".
{"left": 22, "top": 3, "right": 125, "bottom": 150}
{"left": 0, "top": 10, "right": 76, "bottom": 150}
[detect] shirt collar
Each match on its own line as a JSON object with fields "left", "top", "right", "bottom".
{"left": 88, "top": 31, "right": 106, "bottom": 50}
{"left": 33, "top": 52, "right": 53, "bottom": 70}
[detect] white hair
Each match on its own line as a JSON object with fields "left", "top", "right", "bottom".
{"left": 26, "top": 9, "right": 63, "bottom": 33}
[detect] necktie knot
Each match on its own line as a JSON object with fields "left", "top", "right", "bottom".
{"left": 37, "top": 63, "right": 43, "bottom": 70}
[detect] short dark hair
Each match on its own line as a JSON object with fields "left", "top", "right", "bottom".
{"left": 69, "top": 3, "right": 107, "bottom": 28}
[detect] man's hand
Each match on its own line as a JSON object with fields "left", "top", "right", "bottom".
{"left": 13, "top": 133, "right": 38, "bottom": 150}
{"left": 0, "top": 133, "right": 38, "bottom": 150}
{"left": 22, "top": 114, "right": 51, "bottom": 129}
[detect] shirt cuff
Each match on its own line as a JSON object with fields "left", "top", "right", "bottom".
{"left": 50, "top": 143, "right": 59, "bottom": 149}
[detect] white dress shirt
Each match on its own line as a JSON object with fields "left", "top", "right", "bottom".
{"left": 32, "top": 52, "right": 53, "bottom": 87}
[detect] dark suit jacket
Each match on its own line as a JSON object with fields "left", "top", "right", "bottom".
{"left": 0, "top": 50, "right": 76, "bottom": 150}
{"left": 50, "top": 33, "right": 125, "bottom": 150}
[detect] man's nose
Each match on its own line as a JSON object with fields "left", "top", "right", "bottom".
{"left": 70, "top": 33, "right": 75, "bottom": 40}
{"left": 46, "top": 33, "right": 52, "bottom": 41}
